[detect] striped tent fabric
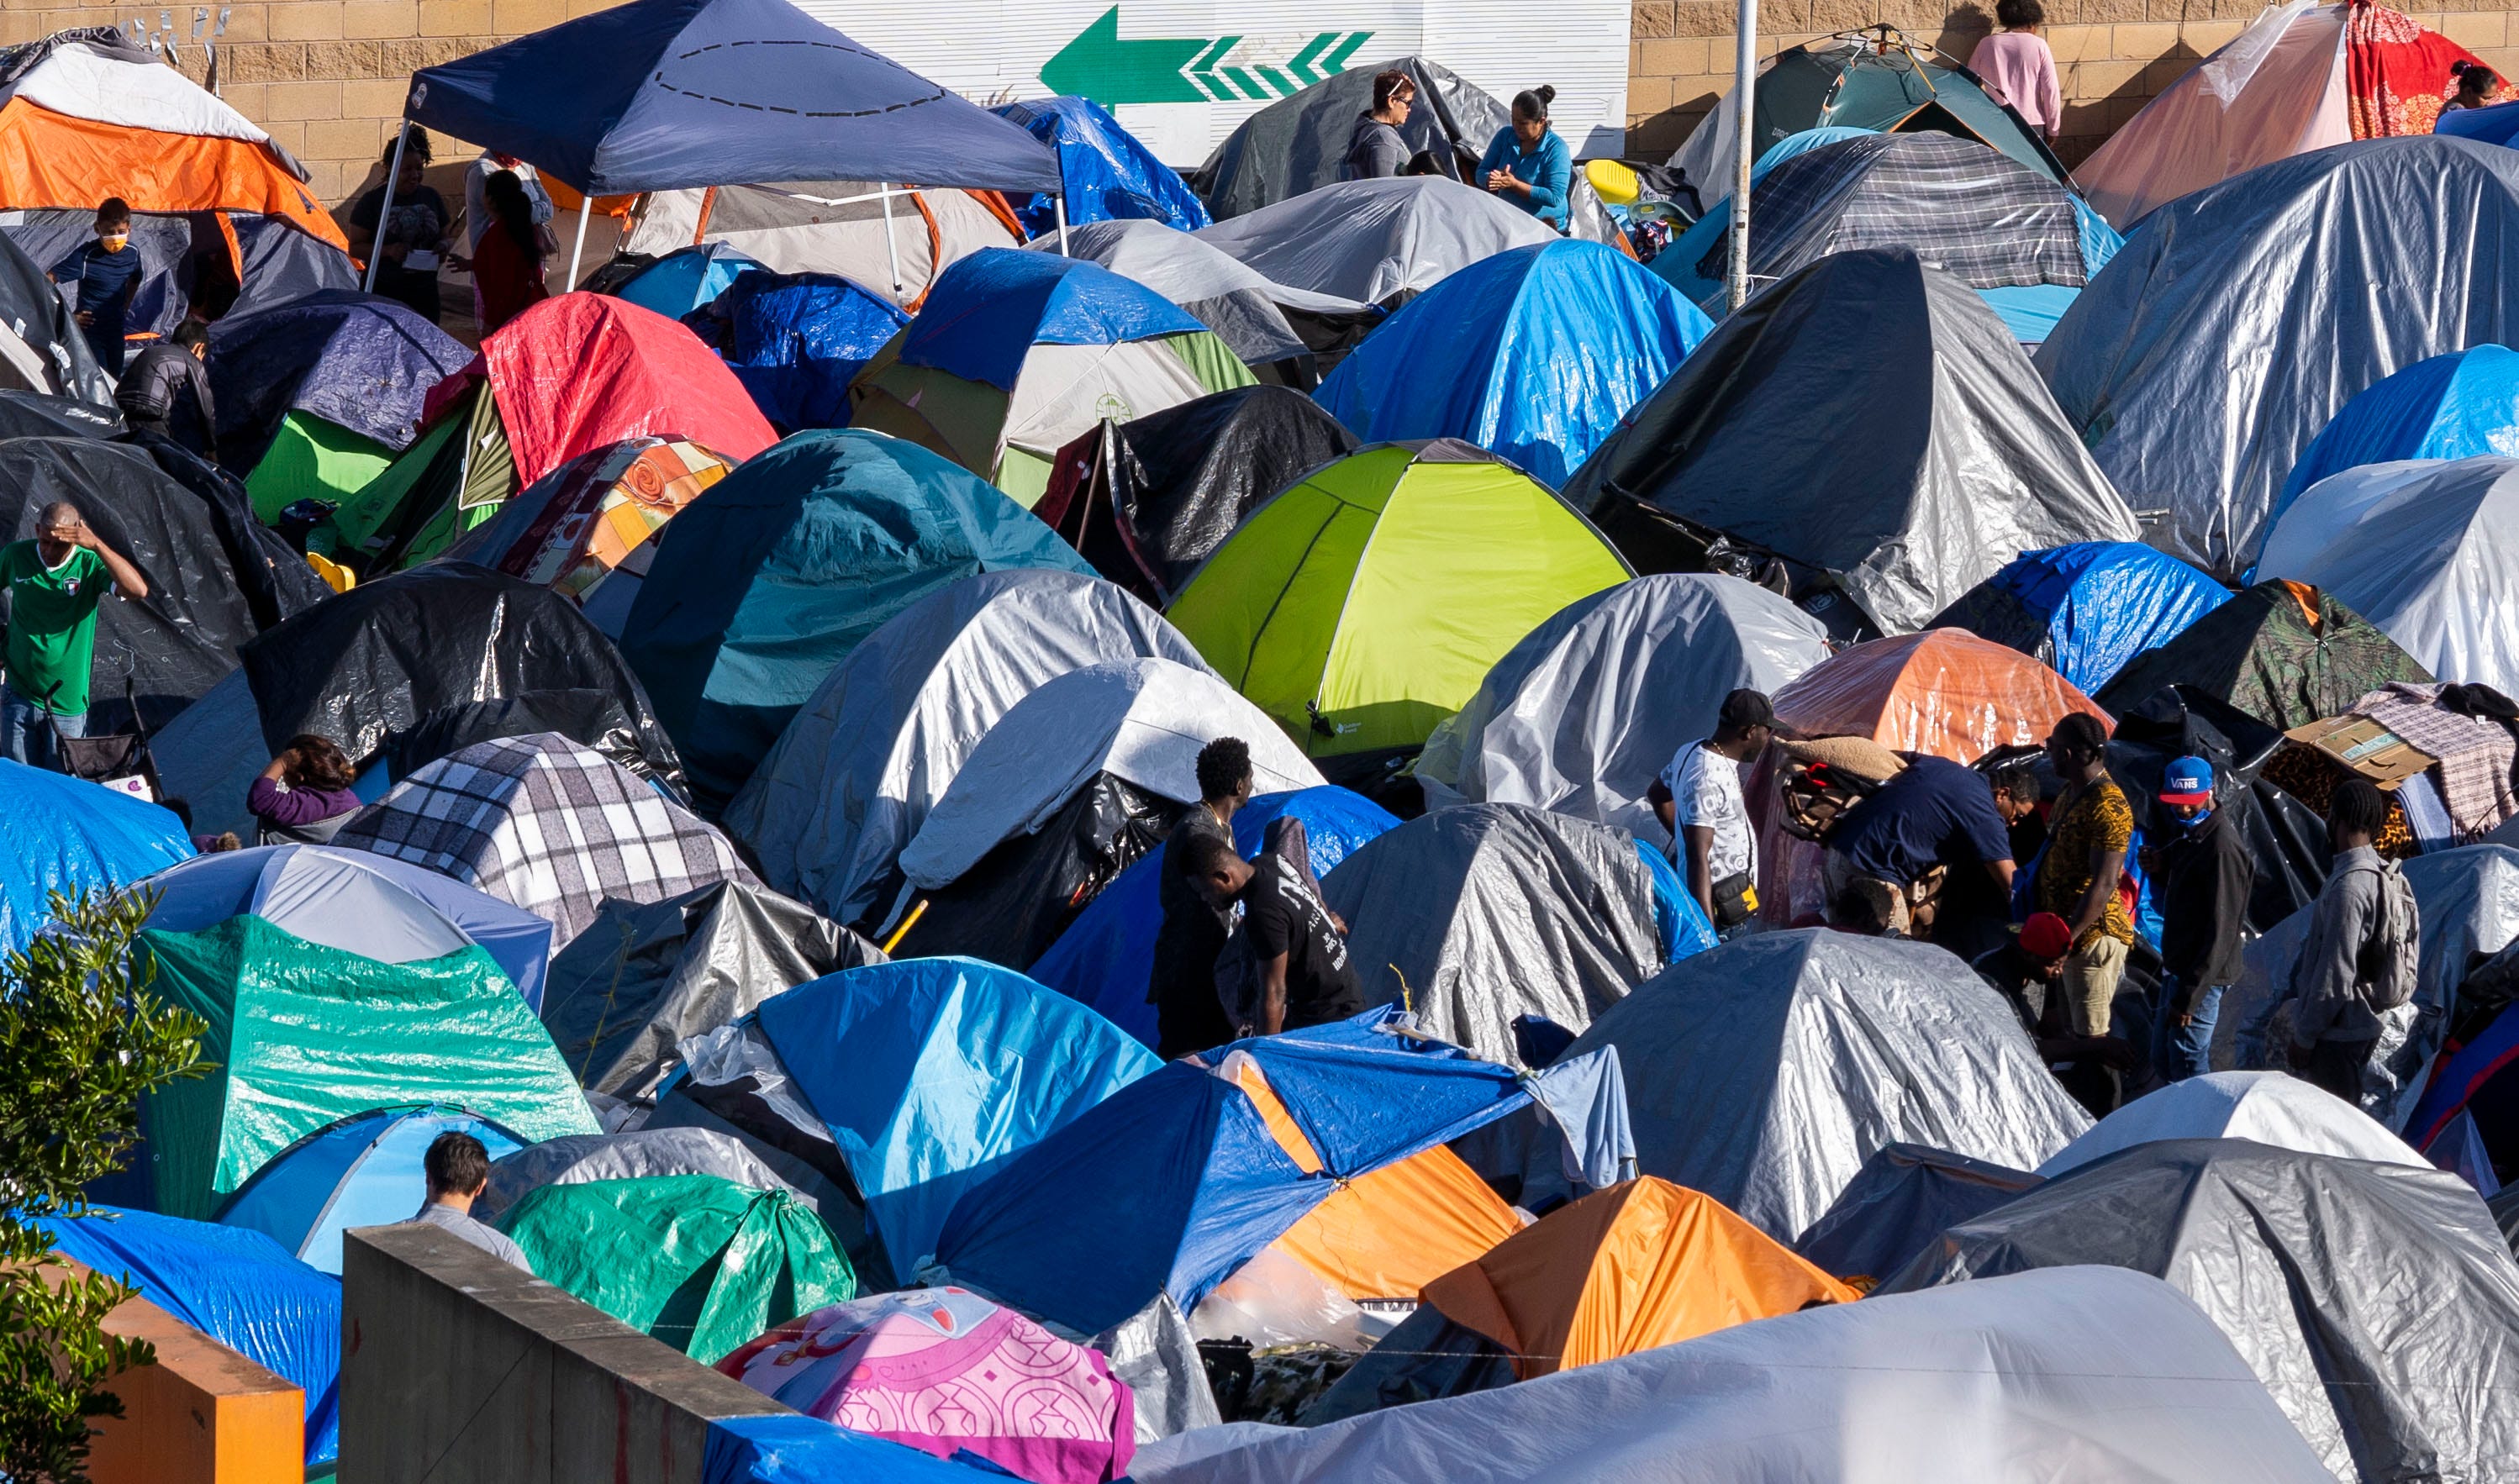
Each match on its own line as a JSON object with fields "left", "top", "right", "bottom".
{"left": 334, "top": 733, "right": 754, "bottom": 949}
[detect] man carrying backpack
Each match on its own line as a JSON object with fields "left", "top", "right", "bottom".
{"left": 2285, "top": 778, "right": 2419, "bottom": 1104}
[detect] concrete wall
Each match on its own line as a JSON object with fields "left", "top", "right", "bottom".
{"left": 46, "top": 1260, "right": 306, "bottom": 1484}
{"left": 339, "top": 1224, "right": 789, "bottom": 1484}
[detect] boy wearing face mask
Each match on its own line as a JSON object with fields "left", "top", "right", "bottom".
{"left": 2141, "top": 755, "right": 2255, "bottom": 1082}
{"left": 50, "top": 198, "right": 143, "bottom": 376}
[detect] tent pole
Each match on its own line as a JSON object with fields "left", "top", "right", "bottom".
{"left": 879, "top": 186, "right": 904, "bottom": 300}
{"left": 363, "top": 118, "right": 409, "bottom": 293}
{"left": 1054, "top": 187, "right": 1070, "bottom": 256}
{"left": 567, "top": 195, "right": 593, "bottom": 289}
{"left": 1725, "top": 0, "right": 1758, "bottom": 313}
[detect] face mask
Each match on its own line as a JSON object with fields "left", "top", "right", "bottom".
{"left": 2180, "top": 806, "right": 2214, "bottom": 830}
{"left": 100, "top": 234, "right": 129, "bottom": 251}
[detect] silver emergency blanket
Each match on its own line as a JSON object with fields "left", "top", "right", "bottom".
{"left": 1091, "top": 1292, "right": 1224, "bottom": 1444}
{"left": 2224, "top": 845, "right": 2519, "bottom": 1129}
{"left": 537, "top": 878, "right": 883, "bottom": 1102}
{"left": 1190, "top": 177, "right": 1557, "bottom": 305}
{"left": 1130, "top": 1267, "right": 2331, "bottom": 1483}
{"left": 722, "top": 568, "right": 1208, "bottom": 924}
{"left": 1416, "top": 574, "right": 1832, "bottom": 848}
{"left": 1880, "top": 1139, "right": 2519, "bottom": 1482}
{"left": 1320, "top": 803, "right": 1666, "bottom": 1067}
{"left": 1563, "top": 249, "right": 2137, "bottom": 636}
{"left": 474, "top": 1125, "right": 838, "bottom": 1224}
{"left": 1033, "top": 219, "right": 1368, "bottom": 373}
{"left": 2036, "top": 136, "right": 2519, "bottom": 576}
{"left": 1562, "top": 929, "right": 2090, "bottom": 1240}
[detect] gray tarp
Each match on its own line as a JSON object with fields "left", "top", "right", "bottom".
{"left": 1880, "top": 1139, "right": 2519, "bottom": 1482}
{"left": 475, "top": 1126, "right": 835, "bottom": 1224}
{"left": 1129, "top": 1268, "right": 2331, "bottom": 1483}
{"left": 2036, "top": 136, "right": 2519, "bottom": 576}
{"left": 1320, "top": 803, "right": 1665, "bottom": 1067}
{"left": 538, "top": 879, "right": 884, "bottom": 1102}
{"left": 1790, "top": 1142, "right": 2042, "bottom": 1285}
{"left": 1563, "top": 249, "right": 2137, "bottom": 636}
{"left": 1416, "top": 574, "right": 1832, "bottom": 847}
{"left": 1560, "top": 929, "right": 2090, "bottom": 1240}
{"left": 722, "top": 568, "right": 1207, "bottom": 924}
{"left": 1191, "top": 178, "right": 1557, "bottom": 305}
{"left": 2225, "top": 845, "right": 2519, "bottom": 1130}
{"left": 1033, "top": 219, "right": 1368, "bottom": 373}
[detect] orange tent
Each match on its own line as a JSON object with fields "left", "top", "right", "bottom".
{"left": 1420, "top": 1177, "right": 1856, "bottom": 1379}
{"left": 0, "top": 102, "right": 344, "bottom": 250}
{"left": 1771, "top": 628, "right": 2109, "bottom": 766}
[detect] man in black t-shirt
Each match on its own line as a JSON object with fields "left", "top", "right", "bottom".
{"left": 1188, "top": 833, "right": 1364, "bottom": 1037}
{"left": 1149, "top": 739, "right": 1255, "bottom": 1059}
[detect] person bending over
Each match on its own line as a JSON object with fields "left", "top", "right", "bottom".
{"left": 1189, "top": 831, "right": 1363, "bottom": 1038}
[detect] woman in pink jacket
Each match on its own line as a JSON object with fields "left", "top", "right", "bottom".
{"left": 1972, "top": 0, "right": 2063, "bottom": 144}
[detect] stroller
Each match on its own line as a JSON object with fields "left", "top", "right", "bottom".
{"left": 43, "top": 656, "right": 164, "bottom": 803}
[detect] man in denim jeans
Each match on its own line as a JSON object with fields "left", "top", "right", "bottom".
{"left": 2143, "top": 755, "right": 2253, "bottom": 1081}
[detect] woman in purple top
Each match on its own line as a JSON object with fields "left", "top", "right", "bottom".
{"left": 247, "top": 733, "right": 365, "bottom": 845}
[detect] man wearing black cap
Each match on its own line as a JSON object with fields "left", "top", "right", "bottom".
{"left": 1652, "top": 688, "right": 1775, "bottom": 939}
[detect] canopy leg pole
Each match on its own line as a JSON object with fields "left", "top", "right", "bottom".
{"left": 567, "top": 196, "right": 593, "bottom": 290}
{"left": 1725, "top": 0, "right": 1758, "bottom": 313}
{"left": 363, "top": 119, "right": 408, "bottom": 293}
{"left": 1054, "top": 188, "right": 1070, "bottom": 256}
{"left": 879, "top": 186, "right": 904, "bottom": 300}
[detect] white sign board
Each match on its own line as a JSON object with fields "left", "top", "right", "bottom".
{"left": 793, "top": 1, "right": 1631, "bottom": 166}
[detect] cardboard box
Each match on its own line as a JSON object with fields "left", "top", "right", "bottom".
{"left": 2282, "top": 714, "right": 2437, "bottom": 788}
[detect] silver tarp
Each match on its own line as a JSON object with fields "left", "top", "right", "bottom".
{"left": 1034, "top": 218, "right": 1368, "bottom": 373}
{"left": 1191, "top": 177, "right": 1557, "bottom": 305}
{"left": 1416, "top": 574, "right": 1832, "bottom": 848}
{"left": 1561, "top": 929, "right": 2089, "bottom": 1240}
{"left": 1320, "top": 803, "right": 1664, "bottom": 1067}
{"left": 476, "top": 1125, "right": 840, "bottom": 1224}
{"left": 1880, "top": 1139, "right": 2519, "bottom": 1482}
{"left": 2037, "top": 136, "right": 2519, "bottom": 576}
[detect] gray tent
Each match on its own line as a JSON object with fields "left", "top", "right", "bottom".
{"left": 1416, "top": 574, "right": 1832, "bottom": 848}
{"left": 2037, "top": 136, "right": 2519, "bottom": 576}
{"left": 1031, "top": 219, "right": 1370, "bottom": 384}
{"left": 1559, "top": 930, "right": 2089, "bottom": 1240}
{"left": 1879, "top": 1139, "right": 2519, "bottom": 1482}
{"left": 538, "top": 878, "right": 883, "bottom": 1102}
{"left": 1562, "top": 248, "right": 2137, "bottom": 638}
{"left": 1791, "top": 1142, "right": 2041, "bottom": 1285}
{"left": 1191, "top": 177, "right": 1557, "bottom": 306}
{"left": 477, "top": 1125, "right": 831, "bottom": 1222}
{"left": 1320, "top": 803, "right": 1665, "bottom": 1066}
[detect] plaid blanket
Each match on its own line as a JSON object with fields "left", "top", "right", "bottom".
{"left": 335, "top": 733, "right": 756, "bottom": 948}
{"left": 1700, "top": 132, "right": 2085, "bottom": 291}
{"left": 2354, "top": 683, "right": 2519, "bottom": 840}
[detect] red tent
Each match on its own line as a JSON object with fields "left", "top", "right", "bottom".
{"left": 482, "top": 292, "right": 776, "bottom": 488}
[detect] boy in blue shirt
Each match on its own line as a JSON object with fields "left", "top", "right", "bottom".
{"left": 50, "top": 198, "right": 143, "bottom": 376}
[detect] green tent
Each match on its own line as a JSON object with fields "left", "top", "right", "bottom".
{"left": 244, "top": 411, "right": 395, "bottom": 526}
{"left": 1166, "top": 439, "right": 1632, "bottom": 770}
{"left": 315, "top": 382, "right": 517, "bottom": 571}
{"left": 499, "top": 1175, "right": 855, "bottom": 1364}
{"left": 2095, "top": 580, "right": 2433, "bottom": 731}
{"left": 134, "top": 915, "right": 599, "bottom": 1221}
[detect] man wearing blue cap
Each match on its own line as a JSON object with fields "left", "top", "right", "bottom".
{"left": 2142, "top": 755, "right": 2254, "bottom": 1082}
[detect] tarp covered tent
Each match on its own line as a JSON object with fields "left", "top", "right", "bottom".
{"left": 142, "top": 843, "right": 553, "bottom": 1010}
{"left": 2272, "top": 344, "right": 2519, "bottom": 527}
{"left": 2037, "top": 1070, "right": 2428, "bottom": 1178}
{"left": 2094, "top": 579, "right": 2431, "bottom": 730}
{"left": 1033, "top": 219, "right": 1374, "bottom": 387}
{"left": 477, "top": 1125, "right": 841, "bottom": 1225}
{"left": 1772, "top": 628, "right": 2109, "bottom": 764}
{"left": 1320, "top": 803, "right": 1676, "bottom": 1066}
{"left": 614, "top": 241, "right": 765, "bottom": 318}
{"left": 1191, "top": 178, "right": 1557, "bottom": 306}
{"left": 1931, "top": 541, "right": 2232, "bottom": 697}
{"left": 994, "top": 95, "right": 1209, "bottom": 237}
{"left": 215, "top": 1104, "right": 524, "bottom": 1274}
{"left": 445, "top": 436, "right": 735, "bottom": 634}
{"left": 849, "top": 249, "right": 1255, "bottom": 505}
{"left": 0, "top": 215, "right": 108, "bottom": 402}
{"left": 540, "top": 878, "right": 883, "bottom": 1102}
{"left": 1567, "top": 249, "right": 2137, "bottom": 639}
{"left": 1030, "top": 786, "right": 1398, "bottom": 1047}
{"left": 1167, "top": 441, "right": 1631, "bottom": 775}
{"left": 682, "top": 271, "right": 907, "bottom": 433}
{"left": 2075, "top": 0, "right": 2486, "bottom": 229}
{"left": 1880, "top": 1140, "right": 2519, "bottom": 1481}
{"left": 500, "top": 1173, "right": 854, "bottom": 1364}
{"left": 889, "top": 658, "right": 1323, "bottom": 965}
{"left": 1790, "top": 1142, "right": 2042, "bottom": 1284}
{"left": 1561, "top": 930, "right": 2090, "bottom": 1240}
{"left": 1134, "top": 1268, "right": 2327, "bottom": 1484}
{"left": 2037, "top": 135, "right": 2519, "bottom": 576}
{"left": 0, "top": 387, "right": 118, "bottom": 439}
{"left": 0, "top": 762, "right": 188, "bottom": 955}
{"left": 39, "top": 1206, "right": 341, "bottom": 1469}
{"left": 1032, "top": 386, "right": 1359, "bottom": 603}
{"left": 725, "top": 568, "right": 1208, "bottom": 924}
{"left": 124, "top": 913, "right": 597, "bottom": 1222}
{"left": 2255, "top": 457, "right": 2519, "bottom": 693}
{"left": 619, "top": 428, "right": 1092, "bottom": 807}
{"left": 616, "top": 178, "right": 1023, "bottom": 311}
{"left": 1415, "top": 573, "right": 1831, "bottom": 845}
{"left": 1313, "top": 241, "right": 1710, "bottom": 487}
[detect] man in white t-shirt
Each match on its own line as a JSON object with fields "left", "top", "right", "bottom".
{"left": 1651, "top": 689, "right": 1776, "bottom": 939}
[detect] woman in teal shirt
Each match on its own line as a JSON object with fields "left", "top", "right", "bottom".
{"left": 1478, "top": 85, "right": 1572, "bottom": 231}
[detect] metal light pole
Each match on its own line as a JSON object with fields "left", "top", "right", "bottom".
{"left": 1724, "top": 0, "right": 1758, "bottom": 313}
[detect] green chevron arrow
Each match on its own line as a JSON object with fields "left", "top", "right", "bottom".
{"left": 1041, "top": 8, "right": 1375, "bottom": 107}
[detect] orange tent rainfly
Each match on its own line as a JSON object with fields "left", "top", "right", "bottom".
{"left": 1772, "top": 628, "right": 2109, "bottom": 766}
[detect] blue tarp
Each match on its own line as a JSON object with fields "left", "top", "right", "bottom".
{"left": 206, "top": 287, "right": 473, "bottom": 469}
{"left": 2271, "top": 345, "right": 2519, "bottom": 537}
{"left": 1962, "top": 542, "right": 2232, "bottom": 695}
{"left": 619, "top": 242, "right": 766, "bottom": 318}
{"left": 751, "top": 956, "right": 1159, "bottom": 1278}
{"left": 40, "top": 1206, "right": 343, "bottom": 1468}
{"left": 899, "top": 249, "right": 1205, "bottom": 391}
{"left": 1314, "top": 239, "right": 1712, "bottom": 487}
{"left": 704, "top": 1413, "right": 993, "bottom": 1484}
{"left": 1027, "top": 786, "right": 1400, "bottom": 1047}
{"left": 688, "top": 271, "right": 908, "bottom": 431}
{"left": 619, "top": 428, "right": 1092, "bottom": 806}
{"left": 993, "top": 96, "right": 1213, "bottom": 239}
{"left": 0, "top": 762, "right": 190, "bottom": 957}
{"left": 1217, "top": 1008, "right": 1537, "bottom": 1174}
{"left": 216, "top": 1106, "right": 526, "bottom": 1275}
{"left": 2437, "top": 97, "right": 2519, "bottom": 145}
{"left": 1633, "top": 838, "right": 1718, "bottom": 962}
{"left": 406, "top": 0, "right": 1061, "bottom": 194}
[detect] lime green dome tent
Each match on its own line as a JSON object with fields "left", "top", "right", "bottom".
{"left": 1166, "top": 439, "right": 1632, "bottom": 771}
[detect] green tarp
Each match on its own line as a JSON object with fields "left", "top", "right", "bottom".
{"left": 245, "top": 410, "right": 393, "bottom": 525}
{"left": 499, "top": 1174, "right": 856, "bottom": 1363}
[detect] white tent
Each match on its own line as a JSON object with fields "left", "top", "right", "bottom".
{"left": 1190, "top": 177, "right": 1556, "bottom": 304}
{"left": 2036, "top": 1070, "right": 2430, "bottom": 1178}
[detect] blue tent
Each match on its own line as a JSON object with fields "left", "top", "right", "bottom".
{"left": 2270, "top": 345, "right": 2519, "bottom": 539}
{"left": 205, "top": 287, "right": 472, "bottom": 470}
{"left": 40, "top": 1205, "right": 342, "bottom": 1469}
{"left": 2437, "top": 97, "right": 2519, "bottom": 145}
{"left": 1633, "top": 837, "right": 1719, "bottom": 963}
{"left": 0, "top": 762, "right": 190, "bottom": 956}
{"left": 1934, "top": 542, "right": 2232, "bottom": 696}
{"left": 1027, "top": 786, "right": 1401, "bottom": 1047}
{"left": 899, "top": 248, "right": 1207, "bottom": 392}
{"left": 618, "top": 428, "right": 1093, "bottom": 806}
{"left": 686, "top": 271, "right": 909, "bottom": 431}
{"left": 704, "top": 1413, "right": 991, "bottom": 1484}
{"left": 617, "top": 242, "right": 766, "bottom": 318}
{"left": 993, "top": 96, "right": 1213, "bottom": 239}
{"left": 405, "top": 0, "right": 1060, "bottom": 194}
{"left": 217, "top": 1105, "right": 526, "bottom": 1275}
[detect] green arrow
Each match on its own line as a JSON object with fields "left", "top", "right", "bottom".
{"left": 1041, "top": 7, "right": 1208, "bottom": 105}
